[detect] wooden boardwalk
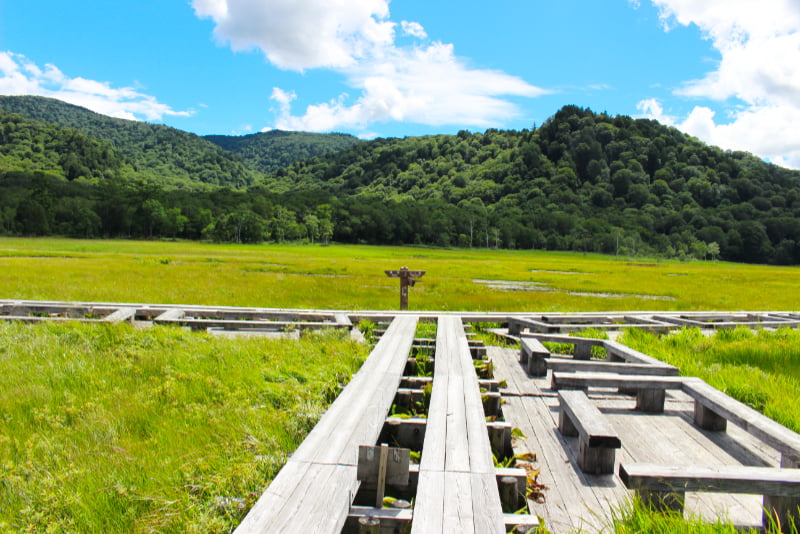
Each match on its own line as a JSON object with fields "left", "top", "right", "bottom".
{"left": 5, "top": 299, "right": 800, "bottom": 532}
{"left": 491, "top": 346, "right": 782, "bottom": 532}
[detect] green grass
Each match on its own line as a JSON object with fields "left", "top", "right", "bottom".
{"left": 619, "top": 326, "right": 800, "bottom": 433}
{"left": 607, "top": 497, "right": 797, "bottom": 534}
{"left": 0, "top": 237, "right": 798, "bottom": 311}
{"left": 0, "top": 321, "right": 368, "bottom": 533}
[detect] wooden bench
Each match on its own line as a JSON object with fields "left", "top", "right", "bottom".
{"left": 682, "top": 378, "right": 800, "bottom": 468}
{"left": 411, "top": 316, "right": 506, "bottom": 533}
{"left": 520, "top": 336, "right": 550, "bottom": 376}
{"left": 619, "top": 462, "right": 800, "bottom": 528}
{"left": 547, "top": 358, "right": 680, "bottom": 377}
{"left": 551, "top": 372, "right": 685, "bottom": 412}
{"left": 523, "top": 333, "right": 602, "bottom": 360}
{"left": 558, "top": 390, "right": 621, "bottom": 474}
{"left": 234, "top": 315, "right": 418, "bottom": 534}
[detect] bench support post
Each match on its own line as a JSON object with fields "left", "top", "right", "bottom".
{"left": 636, "top": 388, "right": 666, "bottom": 413}
{"left": 763, "top": 495, "right": 800, "bottom": 530}
{"left": 527, "top": 355, "right": 547, "bottom": 377}
{"left": 578, "top": 439, "right": 616, "bottom": 475}
{"left": 780, "top": 452, "right": 800, "bottom": 468}
{"left": 499, "top": 476, "right": 521, "bottom": 512}
{"left": 558, "top": 410, "right": 578, "bottom": 437}
{"left": 574, "top": 343, "right": 592, "bottom": 360}
{"left": 637, "top": 489, "right": 685, "bottom": 514}
{"left": 693, "top": 402, "right": 728, "bottom": 431}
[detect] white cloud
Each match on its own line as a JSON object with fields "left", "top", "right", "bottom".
{"left": 640, "top": 0, "right": 800, "bottom": 168}
{"left": 193, "top": 0, "right": 546, "bottom": 134}
{"left": 192, "top": 0, "right": 394, "bottom": 71}
{"left": 0, "top": 51, "right": 191, "bottom": 122}
{"left": 401, "top": 21, "right": 427, "bottom": 39}
{"left": 271, "top": 42, "right": 546, "bottom": 132}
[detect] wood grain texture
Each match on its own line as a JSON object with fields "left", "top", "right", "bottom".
{"left": 235, "top": 315, "right": 418, "bottom": 534}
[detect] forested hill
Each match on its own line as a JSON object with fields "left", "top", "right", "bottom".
{"left": 2, "top": 96, "right": 800, "bottom": 264}
{"left": 264, "top": 106, "right": 800, "bottom": 264}
{"left": 0, "top": 95, "right": 264, "bottom": 189}
{"left": 204, "top": 130, "right": 360, "bottom": 174}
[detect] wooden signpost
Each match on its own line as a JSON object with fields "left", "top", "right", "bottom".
{"left": 384, "top": 267, "right": 425, "bottom": 310}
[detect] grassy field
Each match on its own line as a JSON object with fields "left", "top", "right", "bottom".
{"left": 0, "top": 237, "right": 799, "bottom": 311}
{"left": 0, "top": 321, "right": 368, "bottom": 533}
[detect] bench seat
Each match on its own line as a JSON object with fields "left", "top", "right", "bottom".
{"left": 558, "top": 390, "right": 621, "bottom": 474}
{"left": 551, "top": 372, "right": 685, "bottom": 412}
{"left": 620, "top": 462, "right": 800, "bottom": 527}
{"left": 520, "top": 336, "right": 550, "bottom": 376}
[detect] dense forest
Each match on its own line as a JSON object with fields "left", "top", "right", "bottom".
{"left": 1, "top": 96, "right": 800, "bottom": 265}
{"left": 204, "top": 130, "right": 361, "bottom": 174}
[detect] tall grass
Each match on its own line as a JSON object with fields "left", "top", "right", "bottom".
{"left": 620, "top": 326, "right": 800, "bottom": 432}
{"left": 0, "top": 321, "right": 368, "bottom": 533}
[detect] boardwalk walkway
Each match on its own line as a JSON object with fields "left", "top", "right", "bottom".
{"left": 491, "top": 346, "right": 781, "bottom": 532}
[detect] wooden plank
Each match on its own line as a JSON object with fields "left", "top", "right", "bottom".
{"left": 103, "top": 307, "right": 136, "bottom": 323}
{"left": 548, "top": 359, "right": 679, "bottom": 376}
{"left": 602, "top": 340, "right": 672, "bottom": 366}
{"left": 682, "top": 378, "right": 800, "bottom": 464}
{"left": 552, "top": 372, "right": 685, "bottom": 391}
{"left": 235, "top": 315, "right": 418, "bottom": 534}
{"left": 412, "top": 316, "right": 504, "bottom": 533}
{"left": 154, "top": 308, "right": 185, "bottom": 321}
{"left": 620, "top": 463, "right": 800, "bottom": 496}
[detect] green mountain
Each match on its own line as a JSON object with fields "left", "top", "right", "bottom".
{"left": 204, "top": 130, "right": 360, "bottom": 174}
{"left": 0, "top": 95, "right": 262, "bottom": 189}
{"left": 265, "top": 105, "right": 800, "bottom": 263}
{"left": 0, "top": 110, "right": 129, "bottom": 181}
{"left": 1, "top": 97, "right": 799, "bottom": 265}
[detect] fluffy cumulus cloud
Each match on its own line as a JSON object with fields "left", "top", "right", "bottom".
{"left": 638, "top": 0, "right": 800, "bottom": 168}
{"left": 192, "top": 0, "right": 545, "bottom": 133}
{"left": 0, "top": 52, "right": 191, "bottom": 121}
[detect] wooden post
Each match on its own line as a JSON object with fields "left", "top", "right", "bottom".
{"left": 375, "top": 443, "right": 389, "bottom": 508}
{"left": 385, "top": 267, "right": 425, "bottom": 310}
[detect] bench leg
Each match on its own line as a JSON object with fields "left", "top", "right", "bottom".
{"left": 780, "top": 452, "right": 800, "bottom": 468}
{"left": 636, "top": 389, "right": 666, "bottom": 413}
{"left": 606, "top": 352, "right": 625, "bottom": 363}
{"left": 558, "top": 411, "right": 578, "bottom": 437}
{"left": 519, "top": 347, "right": 528, "bottom": 364}
{"left": 574, "top": 344, "right": 592, "bottom": 360}
{"left": 577, "top": 439, "right": 615, "bottom": 474}
{"left": 527, "top": 355, "right": 547, "bottom": 377}
{"left": 637, "top": 489, "right": 685, "bottom": 514}
{"left": 763, "top": 495, "right": 800, "bottom": 531}
{"left": 693, "top": 402, "right": 727, "bottom": 431}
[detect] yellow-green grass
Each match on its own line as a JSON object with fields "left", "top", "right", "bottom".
{"left": 0, "top": 321, "right": 368, "bottom": 533}
{"left": 607, "top": 497, "right": 795, "bottom": 534}
{"left": 620, "top": 327, "right": 800, "bottom": 433}
{"left": 1, "top": 237, "right": 798, "bottom": 311}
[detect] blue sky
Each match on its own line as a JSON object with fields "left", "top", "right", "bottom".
{"left": 2, "top": 0, "right": 800, "bottom": 168}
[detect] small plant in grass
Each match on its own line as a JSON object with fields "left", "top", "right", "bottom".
{"left": 357, "top": 318, "right": 377, "bottom": 343}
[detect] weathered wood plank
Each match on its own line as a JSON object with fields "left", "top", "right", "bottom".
{"left": 103, "top": 307, "right": 137, "bottom": 323}
{"left": 235, "top": 315, "right": 418, "bottom": 534}
{"left": 412, "top": 316, "right": 504, "bottom": 533}
{"left": 547, "top": 358, "right": 679, "bottom": 376}
{"left": 682, "top": 378, "right": 800, "bottom": 466}
{"left": 620, "top": 463, "right": 800, "bottom": 495}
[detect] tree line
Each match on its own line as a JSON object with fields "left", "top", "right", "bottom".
{"left": 2, "top": 99, "right": 800, "bottom": 264}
